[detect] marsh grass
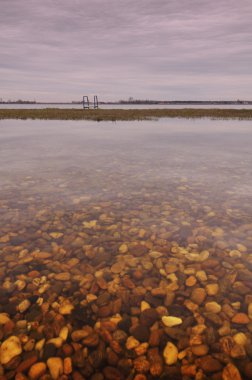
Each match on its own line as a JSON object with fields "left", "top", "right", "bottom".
{"left": 0, "top": 108, "right": 252, "bottom": 121}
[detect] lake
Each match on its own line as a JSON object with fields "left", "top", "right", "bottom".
{"left": 0, "top": 118, "right": 252, "bottom": 379}
{"left": 1, "top": 103, "right": 252, "bottom": 110}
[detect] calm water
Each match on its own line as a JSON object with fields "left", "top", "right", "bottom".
{"left": 0, "top": 118, "right": 252, "bottom": 379}
{"left": 0, "top": 103, "right": 252, "bottom": 109}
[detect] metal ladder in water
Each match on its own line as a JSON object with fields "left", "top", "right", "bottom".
{"left": 83, "top": 95, "right": 99, "bottom": 109}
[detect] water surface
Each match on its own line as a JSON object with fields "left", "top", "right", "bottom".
{"left": 0, "top": 118, "right": 252, "bottom": 379}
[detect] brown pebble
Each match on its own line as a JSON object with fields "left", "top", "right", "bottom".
{"left": 186, "top": 275, "right": 197, "bottom": 287}
{"left": 191, "top": 344, "right": 209, "bottom": 356}
{"left": 15, "top": 374, "right": 28, "bottom": 380}
{"left": 133, "top": 356, "right": 150, "bottom": 373}
{"left": 191, "top": 288, "right": 206, "bottom": 305}
{"left": 197, "top": 355, "right": 222, "bottom": 373}
{"left": 139, "top": 308, "right": 159, "bottom": 327}
{"left": 222, "top": 363, "right": 242, "bottom": 380}
{"left": 103, "top": 366, "right": 122, "bottom": 380}
{"left": 133, "top": 375, "right": 147, "bottom": 380}
{"left": 63, "top": 357, "right": 72, "bottom": 375}
{"left": 147, "top": 348, "right": 163, "bottom": 376}
{"left": 148, "top": 329, "right": 162, "bottom": 346}
{"left": 72, "top": 371, "right": 86, "bottom": 380}
{"left": 16, "top": 354, "right": 38, "bottom": 373}
{"left": 181, "top": 364, "right": 197, "bottom": 377}
{"left": 131, "top": 325, "right": 150, "bottom": 343}
{"left": 232, "top": 313, "right": 250, "bottom": 324}
{"left": 28, "top": 362, "right": 47, "bottom": 380}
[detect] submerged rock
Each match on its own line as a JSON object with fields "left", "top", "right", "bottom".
{"left": 0, "top": 336, "right": 22, "bottom": 365}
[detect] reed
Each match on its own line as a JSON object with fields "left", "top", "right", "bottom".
{"left": 0, "top": 108, "right": 252, "bottom": 121}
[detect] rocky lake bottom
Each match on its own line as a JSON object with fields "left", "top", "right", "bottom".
{"left": 0, "top": 118, "right": 252, "bottom": 380}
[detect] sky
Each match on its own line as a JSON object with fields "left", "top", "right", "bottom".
{"left": 0, "top": 0, "right": 252, "bottom": 102}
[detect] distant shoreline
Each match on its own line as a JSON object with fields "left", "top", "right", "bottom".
{"left": 0, "top": 108, "right": 252, "bottom": 121}
{"left": 1, "top": 100, "right": 252, "bottom": 105}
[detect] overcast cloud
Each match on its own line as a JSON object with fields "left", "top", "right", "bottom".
{"left": 0, "top": 0, "right": 252, "bottom": 102}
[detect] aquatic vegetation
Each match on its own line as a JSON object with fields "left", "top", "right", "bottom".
{"left": 0, "top": 107, "right": 252, "bottom": 121}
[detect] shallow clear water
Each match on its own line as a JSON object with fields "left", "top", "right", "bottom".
{"left": 0, "top": 118, "right": 252, "bottom": 379}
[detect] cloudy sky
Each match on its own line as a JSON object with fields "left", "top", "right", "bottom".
{"left": 1, "top": 0, "right": 252, "bottom": 102}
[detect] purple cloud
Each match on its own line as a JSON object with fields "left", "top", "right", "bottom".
{"left": 0, "top": 0, "right": 251, "bottom": 101}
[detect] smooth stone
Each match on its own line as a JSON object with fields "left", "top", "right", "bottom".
{"left": 47, "top": 357, "right": 64, "bottom": 380}
{"left": 0, "top": 313, "right": 10, "bottom": 325}
{"left": 59, "top": 326, "right": 69, "bottom": 341}
{"left": 131, "top": 244, "right": 148, "bottom": 257}
{"left": 32, "top": 251, "right": 52, "bottom": 259}
{"left": 140, "top": 308, "right": 159, "bottom": 327}
{"left": 47, "top": 337, "right": 63, "bottom": 348}
{"left": 191, "top": 344, "right": 209, "bottom": 356}
{"left": 230, "top": 343, "right": 246, "bottom": 359}
{"left": 197, "top": 355, "right": 222, "bottom": 373}
{"left": 54, "top": 273, "right": 71, "bottom": 281}
{"left": 64, "top": 357, "right": 72, "bottom": 375}
{"left": 133, "top": 356, "right": 150, "bottom": 373}
{"left": 16, "top": 354, "right": 38, "bottom": 373}
{"left": 205, "top": 302, "right": 221, "bottom": 314}
{"left": 233, "top": 332, "right": 247, "bottom": 346}
{"left": 0, "top": 336, "right": 22, "bottom": 364}
{"left": 191, "top": 288, "right": 206, "bottom": 305}
{"left": 86, "top": 294, "right": 97, "bottom": 303}
{"left": 185, "top": 250, "right": 209, "bottom": 262}
{"left": 111, "top": 262, "right": 124, "bottom": 274}
{"left": 222, "top": 363, "right": 242, "bottom": 380}
{"left": 18, "top": 300, "right": 31, "bottom": 313}
{"left": 196, "top": 271, "right": 207, "bottom": 282}
{"left": 163, "top": 342, "right": 178, "bottom": 365}
{"left": 59, "top": 302, "right": 74, "bottom": 315}
{"left": 126, "top": 336, "right": 140, "bottom": 350}
{"left": 229, "top": 250, "right": 241, "bottom": 258}
{"left": 119, "top": 244, "right": 128, "bottom": 253}
{"left": 186, "top": 276, "right": 197, "bottom": 287}
{"left": 205, "top": 283, "right": 219, "bottom": 296}
{"left": 140, "top": 301, "right": 150, "bottom": 312}
{"left": 162, "top": 316, "right": 182, "bottom": 327}
{"left": 232, "top": 313, "right": 250, "bottom": 324}
{"left": 131, "top": 325, "right": 150, "bottom": 342}
{"left": 28, "top": 362, "right": 47, "bottom": 380}
{"left": 71, "top": 327, "right": 93, "bottom": 342}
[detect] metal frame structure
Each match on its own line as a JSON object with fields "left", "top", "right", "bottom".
{"left": 83, "top": 95, "right": 99, "bottom": 109}
{"left": 83, "top": 96, "right": 90, "bottom": 109}
{"left": 94, "top": 95, "right": 99, "bottom": 109}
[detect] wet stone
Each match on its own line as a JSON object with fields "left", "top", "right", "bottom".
{"left": 139, "top": 308, "right": 159, "bottom": 327}
{"left": 131, "top": 325, "right": 150, "bottom": 343}
{"left": 1, "top": 130, "right": 252, "bottom": 379}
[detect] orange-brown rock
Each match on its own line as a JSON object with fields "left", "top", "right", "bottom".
{"left": 133, "top": 375, "right": 147, "bottom": 380}
{"left": 148, "top": 329, "right": 162, "bottom": 347}
{"left": 191, "top": 344, "right": 209, "bottom": 356}
{"left": 147, "top": 348, "right": 163, "bottom": 377}
{"left": 28, "top": 362, "right": 46, "bottom": 380}
{"left": 16, "top": 354, "right": 38, "bottom": 373}
{"left": 103, "top": 366, "right": 122, "bottom": 380}
{"left": 222, "top": 363, "right": 242, "bottom": 380}
{"left": 133, "top": 356, "right": 150, "bottom": 373}
{"left": 63, "top": 357, "right": 72, "bottom": 375}
{"left": 232, "top": 313, "right": 250, "bottom": 324}
{"left": 181, "top": 364, "right": 197, "bottom": 377}
{"left": 186, "top": 276, "right": 197, "bottom": 287}
{"left": 72, "top": 371, "right": 86, "bottom": 380}
{"left": 191, "top": 288, "right": 206, "bottom": 305}
{"left": 197, "top": 355, "right": 222, "bottom": 373}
